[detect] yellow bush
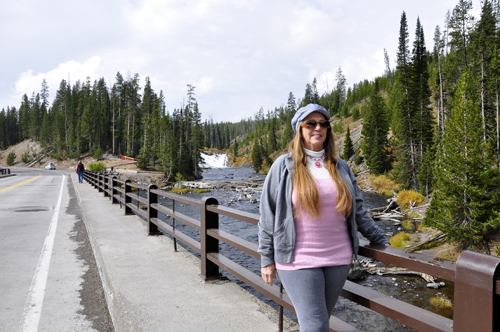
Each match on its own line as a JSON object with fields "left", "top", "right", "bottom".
{"left": 430, "top": 296, "right": 453, "bottom": 309}
{"left": 389, "top": 231, "right": 410, "bottom": 249}
{"left": 396, "top": 190, "right": 425, "bottom": 209}
{"left": 369, "top": 175, "right": 399, "bottom": 195}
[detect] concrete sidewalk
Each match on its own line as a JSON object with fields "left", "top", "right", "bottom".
{"left": 71, "top": 173, "right": 280, "bottom": 332}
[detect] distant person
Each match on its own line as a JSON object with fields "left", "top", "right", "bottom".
{"left": 76, "top": 161, "right": 85, "bottom": 183}
{"left": 258, "top": 104, "right": 390, "bottom": 331}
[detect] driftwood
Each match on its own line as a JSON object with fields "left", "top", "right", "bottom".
{"left": 405, "top": 232, "right": 446, "bottom": 252}
{"left": 365, "top": 266, "right": 437, "bottom": 284}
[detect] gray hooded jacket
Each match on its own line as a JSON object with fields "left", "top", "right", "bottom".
{"left": 258, "top": 154, "right": 389, "bottom": 268}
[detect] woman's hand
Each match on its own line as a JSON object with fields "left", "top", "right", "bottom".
{"left": 261, "top": 263, "right": 276, "bottom": 287}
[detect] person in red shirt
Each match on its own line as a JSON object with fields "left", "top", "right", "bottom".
{"left": 76, "top": 161, "right": 85, "bottom": 183}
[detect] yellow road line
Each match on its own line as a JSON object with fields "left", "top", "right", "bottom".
{"left": 0, "top": 173, "right": 42, "bottom": 192}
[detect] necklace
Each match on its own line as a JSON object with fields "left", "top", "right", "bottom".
{"left": 307, "top": 152, "right": 325, "bottom": 168}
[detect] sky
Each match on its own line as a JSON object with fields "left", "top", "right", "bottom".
{"left": 1, "top": 0, "right": 480, "bottom": 123}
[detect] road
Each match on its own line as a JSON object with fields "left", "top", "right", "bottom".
{"left": 0, "top": 168, "right": 113, "bottom": 332}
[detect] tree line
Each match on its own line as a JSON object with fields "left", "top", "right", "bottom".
{"left": 1, "top": 0, "right": 500, "bottom": 251}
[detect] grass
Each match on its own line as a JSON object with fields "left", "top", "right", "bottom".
{"left": 407, "top": 211, "right": 422, "bottom": 218}
{"left": 170, "top": 188, "right": 190, "bottom": 194}
{"left": 401, "top": 219, "right": 415, "bottom": 231}
{"left": 389, "top": 231, "right": 410, "bottom": 249}
{"left": 194, "top": 188, "right": 211, "bottom": 193}
{"left": 436, "top": 248, "right": 462, "bottom": 262}
{"left": 429, "top": 296, "right": 453, "bottom": 309}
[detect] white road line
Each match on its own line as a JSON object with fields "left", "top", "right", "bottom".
{"left": 20, "top": 175, "right": 66, "bottom": 332}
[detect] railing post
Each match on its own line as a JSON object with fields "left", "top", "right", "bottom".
{"left": 104, "top": 175, "right": 110, "bottom": 197}
{"left": 200, "top": 197, "right": 221, "bottom": 280}
{"left": 124, "top": 179, "right": 133, "bottom": 215}
{"left": 454, "top": 250, "right": 500, "bottom": 332}
{"left": 93, "top": 172, "right": 98, "bottom": 189}
{"left": 147, "top": 185, "right": 161, "bottom": 235}
{"left": 111, "top": 176, "right": 118, "bottom": 204}
{"left": 98, "top": 173, "right": 104, "bottom": 193}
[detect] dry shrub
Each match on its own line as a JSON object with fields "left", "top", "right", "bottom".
{"left": 396, "top": 190, "right": 425, "bottom": 209}
{"left": 437, "top": 248, "right": 462, "bottom": 262}
{"left": 369, "top": 174, "right": 399, "bottom": 195}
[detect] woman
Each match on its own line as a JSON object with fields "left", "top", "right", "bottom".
{"left": 76, "top": 161, "right": 85, "bottom": 183}
{"left": 258, "top": 103, "right": 389, "bottom": 331}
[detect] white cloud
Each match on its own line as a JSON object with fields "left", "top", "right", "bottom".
{"left": 1, "top": 0, "right": 472, "bottom": 121}
{"left": 13, "top": 56, "right": 102, "bottom": 103}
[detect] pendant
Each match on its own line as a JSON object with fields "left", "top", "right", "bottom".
{"left": 315, "top": 161, "right": 322, "bottom": 168}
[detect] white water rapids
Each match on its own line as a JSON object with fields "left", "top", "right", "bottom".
{"left": 199, "top": 152, "right": 229, "bottom": 168}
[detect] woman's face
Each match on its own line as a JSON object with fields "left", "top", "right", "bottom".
{"left": 300, "top": 112, "right": 329, "bottom": 152}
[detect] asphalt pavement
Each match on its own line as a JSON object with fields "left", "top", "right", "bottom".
{"left": 0, "top": 168, "right": 110, "bottom": 332}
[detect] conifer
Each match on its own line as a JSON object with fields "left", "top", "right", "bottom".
{"left": 424, "top": 73, "right": 500, "bottom": 251}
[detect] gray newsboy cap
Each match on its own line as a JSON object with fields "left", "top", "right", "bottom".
{"left": 291, "top": 104, "right": 330, "bottom": 132}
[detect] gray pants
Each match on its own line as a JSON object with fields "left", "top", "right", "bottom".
{"left": 278, "top": 265, "right": 351, "bottom": 332}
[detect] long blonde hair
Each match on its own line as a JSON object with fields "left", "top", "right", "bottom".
{"left": 288, "top": 120, "right": 352, "bottom": 219}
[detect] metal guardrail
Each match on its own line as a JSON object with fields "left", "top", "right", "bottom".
{"left": 0, "top": 168, "right": 11, "bottom": 175}
{"left": 83, "top": 170, "right": 500, "bottom": 332}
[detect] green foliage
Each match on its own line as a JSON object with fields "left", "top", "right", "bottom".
{"left": 22, "top": 151, "right": 30, "bottom": 163}
{"left": 354, "top": 148, "right": 363, "bottom": 166}
{"left": 174, "top": 172, "right": 184, "bottom": 184}
{"left": 67, "top": 150, "right": 80, "bottom": 160}
{"left": 7, "top": 152, "right": 16, "bottom": 166}
{"left": 342, "top": 126, "right": 354, "bottom": 161}
{"left": 332, "top": 122, "right": 343, "bottom": 133}
{"left": 93, "top": 147, "right": 102, "bottom": 160}
{"left": 351, "top": 106, "right": 360, "bottom": 121}
{"left": 251, "top": 140, "right": 263, "bottom": 173}
{"left": 49, "top": 152, "right": 62, "bottom": 161}
{"left": 86, "top": 162, "right": 106, "bottom": 172}
{"left": 362, "top": 79, "right": 388, "bottom": 175}
{"left": 417, "top": 144, "right": 434, "bottom": 197}
{"left": 423, "top": 73, "right": 500, "bottom": 250}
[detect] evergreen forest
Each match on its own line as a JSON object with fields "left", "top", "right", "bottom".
{"left": 1, "top": 0, "right": 500, "bottom": 251}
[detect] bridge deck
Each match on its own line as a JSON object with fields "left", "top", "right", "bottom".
{"left": 72, "top": 172, "right": 283, "bottom": 331}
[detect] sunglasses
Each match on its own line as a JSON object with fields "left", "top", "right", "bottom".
{"left": 302, "top": 119, "right": 331, "bottom": 129}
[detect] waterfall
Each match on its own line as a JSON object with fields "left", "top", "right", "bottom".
{"left": 200, "top": 152, "right": 229, "bottom": 168}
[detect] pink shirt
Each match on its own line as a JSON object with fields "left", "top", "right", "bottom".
{"left": 276, "top": 150, "right": 353, "bottom": 270}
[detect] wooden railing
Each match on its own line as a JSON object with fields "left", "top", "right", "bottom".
{"left": 83, "top": 170, "right": 500, "bottom": 332}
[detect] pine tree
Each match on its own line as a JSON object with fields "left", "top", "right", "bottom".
{"left": 417, "top": 144, "right": 434, "bottom": 197}
{"left": 361, "top": 79, "right": 388, "bottom": 174}
{"left": 251, "top": 139, "right": 263, "bottom": 172}
{"left": 424, "top": 73, "right": 500, "bottom": 251}
{"left": 413, "top": 18, "right": 434, "bottom": 165}
{"left": 449, "top": 0, "right": 474, "bottom": 70}
{"left": 342, "top": 126, "right": 354, "bottom": 161}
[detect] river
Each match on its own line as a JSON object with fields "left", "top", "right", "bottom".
{"left": 154, "top": 154, "right": 452, "bottom": 331}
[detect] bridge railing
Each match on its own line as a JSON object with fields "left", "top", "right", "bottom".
{"left": 82, "top": 170, "right": 500, "bottom": 332}
{"left": 0, "top": 168, "right": 11, "bottom": 175}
